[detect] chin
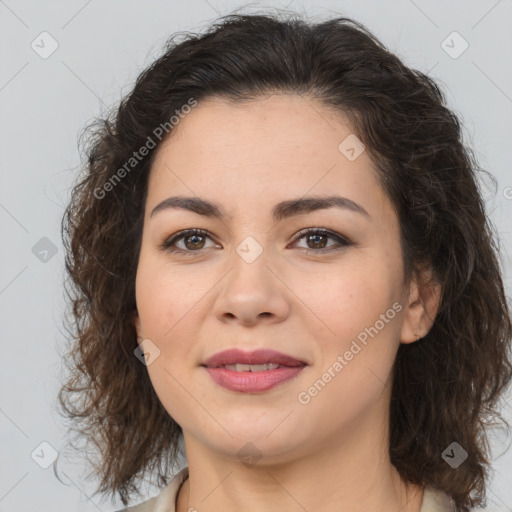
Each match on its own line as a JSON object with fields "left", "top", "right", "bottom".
{"left": 208, "top": 426, "right": 305, "bottom": 462}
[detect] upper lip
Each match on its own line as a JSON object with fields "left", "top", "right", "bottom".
{"left": 202, "top": 349, "right": 307, "bottom": 368}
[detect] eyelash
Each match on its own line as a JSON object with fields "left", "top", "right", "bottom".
{"left": 158, "top": 228, "right": 352, "bottom": 255}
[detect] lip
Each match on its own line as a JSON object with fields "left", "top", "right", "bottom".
{"left": 204, "top": 366, "right": 306, "bottom": 392}
{"left": 201, "top": 348, "right": 308, "bottom": 393}
{"left": 202, "top": 348, "right": 307, "bottom": 368}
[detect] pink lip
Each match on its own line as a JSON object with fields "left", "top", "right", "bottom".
{"left": 202, "top": 348, "right": 306, "bottom": 368}
{"left": 201, "top": 348, "right": 308, "bottom": 393}
{"left": 204, "top": 366, "right": 306, "bottom": 392}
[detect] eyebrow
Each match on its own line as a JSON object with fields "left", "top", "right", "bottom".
{"left": 149, "top": 195, "right": 370, "bottom": 222}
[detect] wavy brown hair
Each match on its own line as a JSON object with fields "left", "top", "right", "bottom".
{"left": 56, "top": 10, "right": 512, "bottom": 510}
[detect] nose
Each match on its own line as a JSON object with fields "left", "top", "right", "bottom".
{"left": 212, "top": 247, "right": 290, "bottom": 327}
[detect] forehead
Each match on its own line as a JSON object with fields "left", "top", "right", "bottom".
{"left": 146, "top": 94, "right": 393, "bottom": 225}
{"left": 153, "top": 93, "right": 355, "bottom": 169}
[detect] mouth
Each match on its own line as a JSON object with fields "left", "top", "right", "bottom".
{"left": 219, "top": 362, "right": 284, "bottom": 371}
{"left": 201, "top": 348, "right": 308, "bottom": 392}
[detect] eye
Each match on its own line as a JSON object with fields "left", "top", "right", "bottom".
{"left": 290, "top": 228, "right": 352, "bottom": 253}
{"left": 158, "top": 227, "right": 352, "bottom": 255}
{"left": 159, "top": 229, "right": 218, "bottom": 254}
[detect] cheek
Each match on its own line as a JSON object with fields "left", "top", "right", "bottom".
{"left": 134, "top": 257, "right": 212, "bottom": 401}
{"left": 305, "top": 261, "right": 403, "bottom": 402}
{"left": 135, "top": 263, "right": 199, "bottom": 422}
{"left": 308, "top": 263, "right": 400, "bottom": 344}
{"left": 135, "top": 255, "right": 208, "bottom": 340}
{"left": 295, "top": 269, "right": 401, "bottom": 426}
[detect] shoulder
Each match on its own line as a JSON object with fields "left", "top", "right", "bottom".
{"left": 115, "top": 496, "right": 157, "bottom": 512}
{"left": 420, "top": 486, "right": 456, "bottom": 512}
{"left": 116, "top": 471, "right": 457, "bottom": 512}
{"left": 115, "top": 466, "right": 189, "bottom": 512}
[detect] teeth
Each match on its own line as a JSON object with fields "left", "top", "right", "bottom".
{"left": 224, "top": 363, "right": 281, "bottom": 372}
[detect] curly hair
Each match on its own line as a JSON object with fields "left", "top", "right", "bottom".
{"left": 56, "top": 10, "right": 512, "bottom": 511}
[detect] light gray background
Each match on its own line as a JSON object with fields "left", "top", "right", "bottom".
{"left": 1, "top": 0, "right": 511, "bottom": 510}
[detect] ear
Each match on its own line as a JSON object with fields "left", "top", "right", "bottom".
{"left": 400, "top": 268, "right": 442, "bottom": 344}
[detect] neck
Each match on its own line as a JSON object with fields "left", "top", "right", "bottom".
{"left": 176, "top": 405, "right": 424, "bottom": 512}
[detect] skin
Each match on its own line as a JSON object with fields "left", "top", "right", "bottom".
{"left": 132, "top": 94, "right": 441, "bottom": 512}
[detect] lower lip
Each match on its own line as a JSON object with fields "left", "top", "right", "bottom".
{"left": 203, "top": 366, "right": 306, "bottom": 392}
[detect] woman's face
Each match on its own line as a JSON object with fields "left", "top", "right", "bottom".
{"left": 133, "top": 94, "right": 427, "bottom": 463}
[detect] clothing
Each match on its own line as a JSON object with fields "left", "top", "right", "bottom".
{"left": 116, "top": 466, "right": 456, "bottom": 512}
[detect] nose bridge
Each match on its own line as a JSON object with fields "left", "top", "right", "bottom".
{"left": 214, "top": 231, "right": 289, "bottom": 324}
{"left": 235, "top": 233, "right": 267, "bottom": 266}
{"left": 226, "top": 232, "right": 273, "bottom": 291}
{"left": 222, "top": 204, "right": 275, "bottom": 265}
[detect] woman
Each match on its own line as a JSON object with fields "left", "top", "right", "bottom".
{"left": 57, "top": 11, "right": 512, "bottom": 512}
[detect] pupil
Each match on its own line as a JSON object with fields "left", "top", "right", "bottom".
{"left": 186, "top": 234, "right": 204, "bottom": 250}
{"left": 309, "top": 234, "right": 326, "bottom": 248}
